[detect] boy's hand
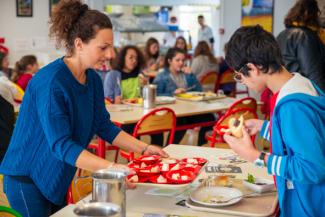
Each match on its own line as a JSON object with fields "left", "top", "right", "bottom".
{"left": 244, "top": 119, "right": 264, "bottom": 136}
{"left": 223, "top": 127, "right": 259, "bottom": 162}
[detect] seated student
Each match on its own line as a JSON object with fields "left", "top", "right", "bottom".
{"left": 191, "top": 41, "right": 219, "bottom": 80}
{"left": 153, "top": 47, "right": 215, "bottom": 145}
{"left": 144, "top": 37, "right": 163, "bottom": 72}
{"left": 12, "top": 55, "right": 39, "bottom": 91}
{"left": 0, "top": 51, "right": 12, "bottom": 79}
{"left": 223, "top": 25, "right": 325, "bottom": 217}
{"left": 104, "top": 45, "right": 147, "bottom": 103}
{"left": 104, "top": 45, "right": 163, "bottom": 146}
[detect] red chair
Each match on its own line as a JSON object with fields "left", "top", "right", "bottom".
{"left": 199, "top": 71, "right": 219, "bottom": 92}
{"left": 227, "top": 97, "right": 257, "bottom": 113}
{"left": 67, "top": 170, "right": 92, "bottom": 204}
{"left": 120, "top": 107, "right": 176, "bottom": 161}
{"left": 87, "top": 97, "right": 121, "bottom": 162}
{"left": 206, "top": 108, "right": 258, "bottom": 148}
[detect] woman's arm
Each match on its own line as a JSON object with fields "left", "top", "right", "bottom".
{"left": 112, "top": 131, "right": 168, "bottom": 157}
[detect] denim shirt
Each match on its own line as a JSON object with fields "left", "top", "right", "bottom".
{"left": 153, "top": 68, "right": 202, "bottom": 96}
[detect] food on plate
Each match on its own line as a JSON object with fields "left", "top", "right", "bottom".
{"left": 124, "top": 98, "right": 143, "bottom": 104}
{"left": 150, "top": 165, "right": 160, "bottom": 173}
{"left": 171, "top": 164, "right": 180, "bottom": 171}
{"left": 228, "top": 115, "right": 244, "bottom": 138}
{"left": 176, "top": 92, "right": 217, "bottom": 100}
{"left": 247, "top": 173, "right": 255, "bottom": 184}
{"left": 187, "top": 158, "right": 199, "bottom": 164}
{"left": 172, "top": 173, "right": 181, "bottom": 180}
{"left": 181, "top": 175, "right": 188, "bottom": 181}
{"left": 128, "top": 175, "right": 139, "bottom": 183}
{"left": 161, "top": 163, "right": 169, "bottom": 171}
{"left": 203, "top": 195, "right": 225, "bottom": 204}
{"left": 140, "top": 162, "right": 148, "bottom": 168}
{"left": 157, "top": 175, "right": 167, "bottom": 183}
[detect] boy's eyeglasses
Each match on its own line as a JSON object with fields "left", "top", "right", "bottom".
{"left": 233, "top": 64, "right": 246, "bottom": 83}
{"left": 233, "top": 72, "right": 243, "bottom": 83}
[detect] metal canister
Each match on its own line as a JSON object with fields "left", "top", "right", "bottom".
{"left": 142, "top": 84, "right": 157, "bottom": 109}
{"left": 92, "top": 169, "right": 128, "bottom": 217}
{"left": 74, "top": 202, "right": 120, "bottom": 217}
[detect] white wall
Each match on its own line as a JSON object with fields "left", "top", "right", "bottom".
{"left": 0, "top": 0, "right": 63, "bottom": 67}
{"left": 0, "top": 0, "right": 296, "bottom": 66}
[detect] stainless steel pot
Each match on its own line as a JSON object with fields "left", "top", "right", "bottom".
{"left": 73, "top": 202, "right": 120, "bottom": 217}
{"left": 92, "top": 169, "right": 128, "bottom": 217}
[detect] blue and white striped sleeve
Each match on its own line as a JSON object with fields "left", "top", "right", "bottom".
{"left": 266, "top": 102, "right": 325, "bottom": 184}
{"left": 260, "top": 120, "right": 271, "bottom": 141}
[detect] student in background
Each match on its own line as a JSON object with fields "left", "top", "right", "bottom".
{"left": 0, "top": 51, "right": 12, "bottom": 79}
{"left": 163, "top": 16, "right": 183, "bottom": 48}
{"left": 153, "top": 48, "right": 215, "bottom": 145}
{"left": 104, "top": 45, "right": 147, "bottom": 103}
{"left": 0, "top": 1, "right": 167, "bottom": 216}
{"left": 191, "top": 41, "right": 219, "bottom": 79}
{"left": 144, "top": 37, "right": 163, "bottom": 72}
{"left": 174, "top": 36, "right": 188, "bottom": 56}
{"left": 224, "top": 25, "right": 325, "bottom": 217}
{"left": 197, "top": 15, "right": 214, "bottom": 52}
{"left": 277, "top": 0, "right": 325, "bottom": 91}
{"left": 12, "top": 55, "right": 39, "bottom": 91}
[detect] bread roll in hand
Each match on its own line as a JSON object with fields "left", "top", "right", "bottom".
{"left": 228, "top": 115, "right": 244, "bottom": 138}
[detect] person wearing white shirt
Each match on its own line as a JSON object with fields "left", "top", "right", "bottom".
{"left": 163, "top": 16, "right": 183, "bottom": 48}
{"left": 197, "top": 15, "right": 214, "bottom": 52}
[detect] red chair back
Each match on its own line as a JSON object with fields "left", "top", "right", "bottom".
{"left": 120, "top": 107, "right": 176, "bottom": 161}
{"left": 210, "top": 108, "right": 258, "bottom": 147}
{"left": 227, "top": 97, "right": 257, "bottom": 113}
{"left": 199, "top": 71, "right": 219, "bottom": 92}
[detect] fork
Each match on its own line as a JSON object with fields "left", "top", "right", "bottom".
{"left": 215, "top": 190, "right": 277, "bottom": 204}
{"left": 185, "top": 85, "right": 197, "bottom": 92}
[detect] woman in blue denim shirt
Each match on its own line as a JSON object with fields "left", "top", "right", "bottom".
{"left": 153, "top": 48, "right": 215, "bottom": 145}
{"left": 153, "top": 48, "right": 201, "bottom": 96}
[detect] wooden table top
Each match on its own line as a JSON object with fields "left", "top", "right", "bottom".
{"left": 107, "top": 97, "right": 237, "bottom": 125}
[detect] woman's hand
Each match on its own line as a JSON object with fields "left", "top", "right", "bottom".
{"left": 244, "top": 119, "right": 264, "bottom": 136}
{"left": 223, "top": 127, "right": 259, "bottom": 162}
{"left": 125, "top": 178, "right": 137, "bottom": 189}
{"left": 174, "top": 88, "right": 186, "bottom": 94}
{"left": 143, "top": 145, "right": 169, "bottom": 158}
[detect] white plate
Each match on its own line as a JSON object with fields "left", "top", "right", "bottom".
{"left": 190, "top": 186, "right": 243, "bottom": 207}
{"left": 243, "top": 178, "right": 274, "bottom": 193}
{"left": 156, "top": 96, "right": 176, "bottom": 105}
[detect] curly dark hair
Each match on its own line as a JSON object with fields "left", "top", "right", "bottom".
{"left": 145, "top": 37, "right": 159, "bottom": 60}
{"left": 225, "top": 25, "right": 283, "bottom": 76}
{"left": 113, "top": 45, "right": 145, "bottom": 73}
{"left": 49, "top": 0, "right": 112, "bottom": 54}
{"left": 164, "top": 47, "right": 186, "bottom": 69}
{"left": 284, "top": 0, "right": 320, "bottom": 29}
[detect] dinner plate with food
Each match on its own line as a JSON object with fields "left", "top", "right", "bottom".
{"left": 190, "top": 186, "right": 243, "bottom": 207}
{"left": 175, "top": 91, "right": 225, "bottom": 101}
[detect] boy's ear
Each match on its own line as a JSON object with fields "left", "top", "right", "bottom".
{"left": 246, "top": 63, "right": 259, "bottom": 77}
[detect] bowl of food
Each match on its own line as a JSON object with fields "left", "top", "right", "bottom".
{"left": 181, "top": 157, "right": 207, "bottom": 166}
{"left": 166, "top": 170, "right": 195, "bottom": 184}
{"left": 137, "top": 164, "right": 161, "bottom": 177}
{"left": 133, "top": 155, "right": 161, "bottom": 165}
{"left": 243, "top": 174, "right": 275, "bottom": 193}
